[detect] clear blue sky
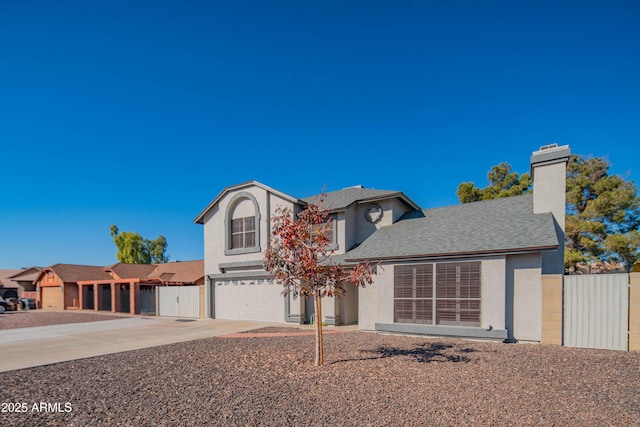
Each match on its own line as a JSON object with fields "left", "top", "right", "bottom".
{"left": 1, "top": 1, "right": 639, "bottom": 268}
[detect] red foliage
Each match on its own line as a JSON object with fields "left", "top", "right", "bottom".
{"left": 263, "top": 193, "right": 375, "bottom": 366}
{"left": 264, "top": 195, "right": 374, "bottom": 300}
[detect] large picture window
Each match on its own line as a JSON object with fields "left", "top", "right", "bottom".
{"left": 394, "top": 261, "right": 481, "bottom": 327}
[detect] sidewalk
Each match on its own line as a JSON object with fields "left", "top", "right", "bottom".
{"left": 0, "top": 317, "right": 285, "bottom": 372}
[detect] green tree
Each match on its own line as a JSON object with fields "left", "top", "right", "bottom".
{"left": 110, "top": 225, "right": 169, "bottom": 264}
{"left": 565, "top": 155, "right": 640, "bottom": 271}
{"left": 456, "top": 155, "right": 640, "bottom": 271}
{"left": 456, "top": 162, "right": 531, "bottom": 203}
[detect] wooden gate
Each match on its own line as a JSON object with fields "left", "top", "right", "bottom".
{"left": 564, "top": 274, "right": 629, "bottom": 351}
{"left": 158, "top": 286, "right": 200, "bottom": 318}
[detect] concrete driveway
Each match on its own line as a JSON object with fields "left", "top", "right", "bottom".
{"left": 0, "top": 317, "right": 283, "bottom": 372}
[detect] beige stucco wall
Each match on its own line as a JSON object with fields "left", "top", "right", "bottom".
{"left": 533, "top": 161, "right": 567, "bottom": 230}
{"left": 321, "top": 293, "right": 336, "bottom": 321}
{"left": 344, "top": 207, "right": 357, "bottom": 253}
{"left": 354, "top": 199, "right": 410, "bottom": 247}
{"left": 359, "top": 257, "right": 507, "bottom": 333}
{"left": 340, "top": 283, "right": 359, "bottom": 324}
{"left": 533, "top": 160, "right": 566, "bottom": 275}
{"left": 202, "top": 187, "right": 296, "bottom": 276}
{"left": 481, "top": 256, "right": 507, "bottom": 331}
{"left": 506, "top": 253, "right": 543, "bottom": 342}
{"left": 334, "top": 211, "right": 347, "bottom": 254}
{"left": 376, "top": 263, "right": 395, "bottom": 325}
{"left": 340, "top": 198, "right": 412, "bottom": 254}
{"left": 358, "top": 263, "right": 389, "bottom": 330}
{"left": 630, "top": 273, "right": 640, "bottom": 351}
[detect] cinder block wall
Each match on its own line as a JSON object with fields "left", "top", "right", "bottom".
{"left": 630, "top": 273, "right": 640, "bottom": 351}
{"left": 541, "top": 274, "right": 563, "bottom": 345}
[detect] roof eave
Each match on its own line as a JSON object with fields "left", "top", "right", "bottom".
{"left": 355, "top": 192, "right": 421, "bottom": 211}
{"left": 344, "top": 245, "right": 559, "bottom": 263}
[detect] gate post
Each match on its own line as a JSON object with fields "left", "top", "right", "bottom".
{"left": 630, "top": 273, "right": 640, "bottom": 351}
{"left": 541, "top": 274, "right": 563, "bottom": 345}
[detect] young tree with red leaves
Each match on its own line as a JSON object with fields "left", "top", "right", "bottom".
{"left": 264, "top": 196, "right": 374, "bottom": 366}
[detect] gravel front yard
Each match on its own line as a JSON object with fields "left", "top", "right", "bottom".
{"left": 0, "top": 310, "right": 129, "bottom": 330}
{"left": 2, "top": 330, "right": 639, "bottom": 426}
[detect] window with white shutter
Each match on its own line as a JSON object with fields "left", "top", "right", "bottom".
{"left": 394, "top": 261, "right": 481, "bottom": 327}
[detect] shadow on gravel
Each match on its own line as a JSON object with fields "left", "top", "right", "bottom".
{"left": 333, "top": 342, "right": 477, "bottom": 365}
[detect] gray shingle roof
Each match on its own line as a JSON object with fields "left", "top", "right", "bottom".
{"left": 302, "top": 187, "right": 416, "bottom": 211}
{"left": 344, "top": 194, "right": 559, "bottom": 261}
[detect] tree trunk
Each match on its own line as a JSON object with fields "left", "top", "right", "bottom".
{"left": 315, "top": 289, "right": 324, "bottom": 366}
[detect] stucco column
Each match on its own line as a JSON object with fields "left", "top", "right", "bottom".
{"left": 93, "top": 284, "right": 99, "bottom": 311}
{"left": 111, "top": 283, "right": 117, "bottom": 313}
{"left": 79, "top": 284, "right": 85, "bottom": 311}
{"left": 541, "top": 274, "right": 563, "bottom": 345}
{"left": 630, "top": 273, "right": 640, "bottom": 351}
{"left": 322, "top": 295, "right": 339, "bottom": 325}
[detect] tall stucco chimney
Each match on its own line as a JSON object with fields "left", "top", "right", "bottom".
{"left": 530, "top": 144, "right": 570, "bottom": 273}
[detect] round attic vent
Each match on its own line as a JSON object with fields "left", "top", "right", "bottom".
{"left": 365, "top": 204, "right": 383, "bottom": 224}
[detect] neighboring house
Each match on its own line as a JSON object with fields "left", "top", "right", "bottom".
{"left": 7, "top": 267, "right": 41, "bottom": 299}
{"left": 195, "top": 145, "right": 570, "bottom": 342}
{"left": 35, "top": 260, "right": 204, "bottom": 314}
{"left": 1, "top": 267, "right": 41, "bottom": 300}
{"left": 0, "top": 269, "right": 23, "bottom": 298}
{"left": 34, "top": 264, "right": 113, "bottom": 310}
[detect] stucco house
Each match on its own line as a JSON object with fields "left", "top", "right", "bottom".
{"left": 0, "top": 270, "right": 22, "bottom": 298}
{"left": 195, "top": 145, "right": 570, "bottom": 342}
{"left": 6, "top": 267, "right": 41, "bottom": 299}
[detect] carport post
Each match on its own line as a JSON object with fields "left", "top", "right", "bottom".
{"left": 110, "top": 283, "right": 117, "bottom": 313}
{"left": 93, "top": 284, "right": 99, "bottom": 311}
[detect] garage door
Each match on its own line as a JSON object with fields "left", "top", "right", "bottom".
{"left": 158, "top": 286, "right": 200, "bottom": 318}
{"left": 214, "top": 278, "right": 284, "bottom": 322}
{"left": 41, "top": 287, "right": 63, "bottom": 310}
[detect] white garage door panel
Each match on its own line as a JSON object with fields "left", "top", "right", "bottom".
{"left": 215, "top": 280, "right": 284, "bottom": 322}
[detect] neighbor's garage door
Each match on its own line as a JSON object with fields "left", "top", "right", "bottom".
{"left": 158, "top": 286, "right": 200, "bottom": 318}
{"left": 214, "top": 279, "right": 284, "bottom": 322}
{"left": 41, "top": 286, "right": 63, "bottom": 310}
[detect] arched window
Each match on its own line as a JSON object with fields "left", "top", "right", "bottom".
{"left": 225, "top": 192, "right": 261, "bottom": 255}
